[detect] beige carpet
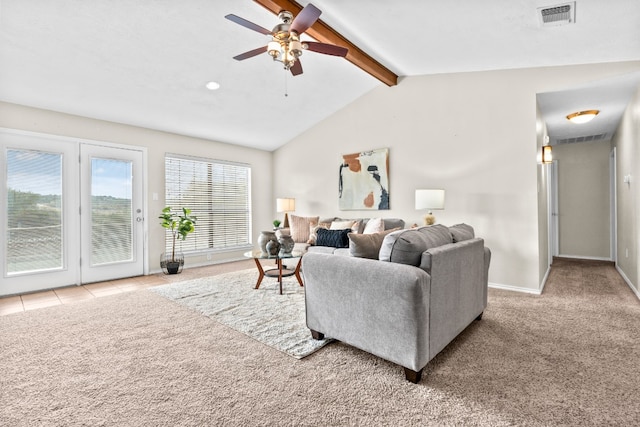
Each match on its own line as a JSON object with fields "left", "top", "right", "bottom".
{"left": 1, "top": 258, "right": 639, "bottom": 426}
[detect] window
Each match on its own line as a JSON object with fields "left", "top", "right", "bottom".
{"left": 164, "top": 154, "right": 251, "bottom": 254}
{"left": 6, "top": 149, "right": 63, "bottom": 274}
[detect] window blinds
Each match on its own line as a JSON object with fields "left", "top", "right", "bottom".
{"left": 164, "top": 154, "right": 251, "bottom": 254}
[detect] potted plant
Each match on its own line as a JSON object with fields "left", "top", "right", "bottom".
{"left": 273, "top": 219, "right": 282, "bottom": 230}
{"left": 159, "top": 206, "right": 197, "bottom": 274}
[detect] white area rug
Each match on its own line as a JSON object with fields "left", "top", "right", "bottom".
{"left": 151, "top": 268, "right": 332, "bottom": 359}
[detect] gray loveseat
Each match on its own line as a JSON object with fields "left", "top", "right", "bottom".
{"left": 302, "top": 223, "right": 491, "bottom": 383}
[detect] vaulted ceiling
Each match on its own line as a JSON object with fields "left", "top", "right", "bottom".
{"left": 1, "top": 0, "right": 639, "bottom": 151}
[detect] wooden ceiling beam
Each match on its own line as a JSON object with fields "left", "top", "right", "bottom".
{"left": 253, "top": 0, "right": 398, "bottom": 86}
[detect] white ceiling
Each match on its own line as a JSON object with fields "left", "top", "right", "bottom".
{"left": 1, "top": 0, "right": 639, "bottom": 151}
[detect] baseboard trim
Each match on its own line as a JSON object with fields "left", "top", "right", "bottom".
{"left": 488, "top": 283, "right": 542, "bottom": 295}
{"left": 539, "top": 266, "right": 551, "bottom": 294}
{"left": 615, "top": 265, "right": 640, "bottom": 301}
{"left": 557, "top": 254, "right": 613, "bottom": 262}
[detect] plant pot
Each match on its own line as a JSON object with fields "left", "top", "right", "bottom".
{"left": 161, "top": 252, "right": 184, "bottom": 274}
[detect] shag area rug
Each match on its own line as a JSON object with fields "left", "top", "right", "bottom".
{"left": 150, "top": 268, "right": 332, "bottom": 359}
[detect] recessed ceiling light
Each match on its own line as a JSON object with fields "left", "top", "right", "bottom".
{"left": 206, "top": 81, "right": 220, "bottom": 90}
{"left": 566, "top": 109, "right": 599, "bottom": 124}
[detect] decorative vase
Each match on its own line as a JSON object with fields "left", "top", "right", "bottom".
{"left": 266, "top": 239, "right": 280, "bottom": 256}
{"left": 278, "top": 234, "right": 295, "bottom": 255}
{"left": 258, "top": 230, "right": 278, "bottom": 255}
{"left": 160, "top": 252, "right": 184, "bottom": 274}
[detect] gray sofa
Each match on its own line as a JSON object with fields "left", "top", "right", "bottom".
{"left": 302, "top": 224, "right": 491, "bottom": 383}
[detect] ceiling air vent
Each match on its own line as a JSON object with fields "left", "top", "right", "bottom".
{"left": 538, "top": 2, "right": 576, "bottom": 26}
{"left": 556, "top": 133, "right": 607, "bottom": 145}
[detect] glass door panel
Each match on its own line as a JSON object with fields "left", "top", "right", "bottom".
{"left": 6, "top": 149, "right": 64, "bottom": 274}
{"left": 90, "top": 158, "right": 134, "bottom": 265}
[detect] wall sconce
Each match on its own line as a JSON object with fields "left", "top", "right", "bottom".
{"left": 415, "top": 189, "right": 445, "bottom": 225}
{"left": 541, "top": 145, "right": 553, "bottom": 164}
{"left": 276, "top": 198, "right": 295, "bottom": 228}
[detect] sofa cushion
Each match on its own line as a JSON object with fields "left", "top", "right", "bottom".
{"left": 348, "top": 227, "right": 401, "bottom": 259}
{"left": 449, "top": 223, "right": 475, "bottom": 242}
{"left": 382, "top": 218, "right": 405, "bottom": 231}
{"left": 316, "top": 228, "right": 351, "bottom": 248}
{"left": 290, "top": 214, "right": 319, "bottom": 243}
{"left": 379, "top": 224, "right": 453, "bottom": 266}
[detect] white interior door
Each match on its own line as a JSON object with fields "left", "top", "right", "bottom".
{"left": 547, "top": 160, "right": 559, "bottom": 261}
{"left": 80, "top": 144, "right": 144, "bottom": 284}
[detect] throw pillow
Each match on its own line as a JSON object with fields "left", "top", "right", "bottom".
{"left": 348, "top": 227, "right": 401, "bottom": 259}
{"left": 315, "top": 228, "right": 351, "bottom": 248}
{"left": 289, "top": 214, "right": 319, "bottom": 243}
{"left": 362, "top": 217, "right": 384, "bottom": 234}
{"left": 307, "top": 222, "right": 331, "bottom": 245}
{"left": 330, "top": 220, "right": 360, "bottom": 234}
{"left": 449, "top": 223, "right": 475, "bottom": 242}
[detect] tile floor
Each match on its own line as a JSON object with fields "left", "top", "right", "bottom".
{"left": 0, "top": 259, "right": 255, "bottom": 316}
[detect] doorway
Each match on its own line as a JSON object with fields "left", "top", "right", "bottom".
{"left": 0, "top": 129, "right": 146, "bottom": 296}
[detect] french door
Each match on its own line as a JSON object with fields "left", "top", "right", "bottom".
{"left": 80, "top": 144, "right": 145, "bottom": 284}
{"left": 0, "top": 129, "right": 146, "bottom": 296}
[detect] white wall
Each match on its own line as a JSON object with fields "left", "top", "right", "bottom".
{"left": 536, "top": 104, "right": 551, "bottom": 284}
{"left": 274, "top": 61, "right": 640, "bottom": 292}
{"left": 612, "top": 83, "right": 640, "bottom": 294}
{"left": 0, "top": 102, "right": 274, "bottom": 273}
{"left": 554, "top": 140, "right": 611, "bottom": 259}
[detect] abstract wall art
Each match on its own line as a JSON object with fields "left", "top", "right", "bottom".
{"left": 338, "top": 148, "right": 389, "bottom": 210}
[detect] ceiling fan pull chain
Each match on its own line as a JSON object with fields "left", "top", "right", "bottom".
{"left": 284, "top": 70, "right": 288, "bottom": 97}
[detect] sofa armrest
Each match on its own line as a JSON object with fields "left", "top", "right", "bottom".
{"left": 423, "top": 238, "right": 487, "bottom": 358}
{"left": 302, "top": 252, "right": 431, "bottom": 371}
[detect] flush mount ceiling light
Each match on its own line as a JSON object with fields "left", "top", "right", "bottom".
{"left": 205, "top": 81, "right": 220, "bottom": 90}
{"left": 566, "top": 110, "right": 600, "bottom": 124}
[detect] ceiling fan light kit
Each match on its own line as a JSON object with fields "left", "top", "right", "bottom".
{"left": 225, "top": 3, "right": 348, "bottom": 77}
{"left": 566, "top": 109, "right": 600, "bottom": 124}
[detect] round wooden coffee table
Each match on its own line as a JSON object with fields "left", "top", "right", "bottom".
{"left": 243, "top": 250, "right": 304, "bottom": 295}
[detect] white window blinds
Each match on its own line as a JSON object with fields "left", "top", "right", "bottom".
{"left": 164, "top": 154, "right": 251, "bottom": 254}
{"left": 6, "top": 149, "right": 63, "bottom": 274}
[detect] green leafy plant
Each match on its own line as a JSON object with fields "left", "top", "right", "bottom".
{"left": 273, "top": 219, "right": 282, "bottom": 228}
{"left": 159, "top": 206, "right": 197, "bottom": 262}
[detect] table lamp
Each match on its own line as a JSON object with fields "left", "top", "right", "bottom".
{"left": 415, "top": 189, "right": 445, "bottom": 225}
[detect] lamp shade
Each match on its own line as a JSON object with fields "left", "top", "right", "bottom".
{"left": 276, "top": 198, "right": 295, "bottom": 212}
{"left": 415, "top": 189, "right": 445, "bottom": 210}
{"left": 541, "top": 145, "right": 553, "bottom": 164}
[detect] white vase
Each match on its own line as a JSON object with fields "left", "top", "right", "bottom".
{"left": 258, "top": 230, "right": 277, "bottom": 255}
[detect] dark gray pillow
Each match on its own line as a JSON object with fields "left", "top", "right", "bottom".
{"left": 379, "top": 224, "right": 453, "bottom": 266}
{"left": 316, "top": 228, "right": 350, "bottom": 248}
{"left": 449, "top": 223, "right": 475, "bottom": 242}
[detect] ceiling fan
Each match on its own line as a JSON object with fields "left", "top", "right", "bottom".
{"left": 225, "top": 3, "right": 348, "bottom": 76}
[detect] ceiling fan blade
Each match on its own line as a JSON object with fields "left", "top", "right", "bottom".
{"left": 290, "top": 3, "right": 321, "bottom": 34}
{"left": 225, "top": 14, "right": 272, "bottom": 35}
{"left": 290, "top": 60, "right": 303, "bottom": 76}
{"left": 233, "top": 46, "right": 268, "bottom": 61}
{"left": 304, "top": 41, "right": 348, "bottom": 57}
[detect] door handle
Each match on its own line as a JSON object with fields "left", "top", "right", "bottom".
{"left": 137, "top": 217, "right": 144, "bottom": 222}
